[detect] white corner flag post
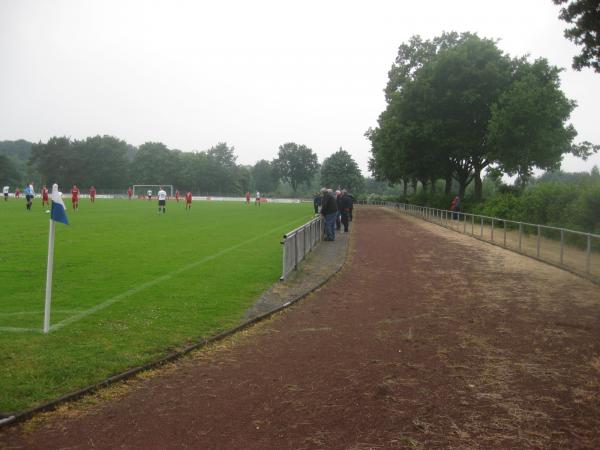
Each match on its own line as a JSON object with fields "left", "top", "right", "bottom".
{"left": 44, "top": 183, "right": 69, "bottom": 334}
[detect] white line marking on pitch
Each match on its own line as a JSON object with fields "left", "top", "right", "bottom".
{"left": 47, "top": 219, "right": 304, "bottom": 333}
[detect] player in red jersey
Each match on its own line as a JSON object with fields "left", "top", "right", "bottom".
{"left": 175, "top": 190, "right": 180, "bottom": 203}
{"left": 89, "top": 186, "right": 96, "bottom": 203}
{"left": 41, "top": 185, "right": 49, "bottom": 207}
{"left": 245, "top": 191, "right": 250, "bottom": 204}
{"left": 14, "top": 187, "right": 20, "bottom": 198}
{"left": 127, "top": 186, "right": 133, "bottom": 200}
{"left": 71, "top": 185, "right": 80, "bottom": 211}
{"left": 185, "top": 191, "right": 192, "bottom": 211}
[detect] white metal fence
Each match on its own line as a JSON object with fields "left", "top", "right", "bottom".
{"left": 358, "top": 201, "right": 600, "bottom": 284}
{"left": 280, "top": 216, "right": 324, "bottom": 280}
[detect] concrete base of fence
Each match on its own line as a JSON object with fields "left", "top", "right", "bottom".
{"left": 245, "top": 230, "right": 350, "bottom": 320}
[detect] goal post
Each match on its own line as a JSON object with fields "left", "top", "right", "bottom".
{"left": 132, "top": 185, "right": 174, "bottom": 198}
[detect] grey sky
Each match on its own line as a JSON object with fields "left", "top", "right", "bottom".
{"left": 1, "top": 0, "right": 599, "bottom": 176}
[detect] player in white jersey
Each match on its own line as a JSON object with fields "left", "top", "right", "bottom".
{"left": 157, "top": 187, "right": 167, "bottom": 214}
{"left": 3, "top": 186, "right": 8, "bottom": 201}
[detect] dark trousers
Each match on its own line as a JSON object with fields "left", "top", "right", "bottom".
{"left": 341, "top": 212, "right": 349, "bottom": 232}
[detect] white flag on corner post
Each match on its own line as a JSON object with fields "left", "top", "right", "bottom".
{"left": 44, "top": 184, "right": 69, "bottom": 333}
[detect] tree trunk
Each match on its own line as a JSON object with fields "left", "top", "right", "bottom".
{"left": 444, "top": 170, "right": 453, "bottom": 194}
{"left": 430, "top": 176, "right": 437, "bottom": 193}
{"left": 420, "top": 179, "right": 427, "bottom": 194}
{"left": 411, "top": 179, "right": 417, "bottom": 194}
{"left": 402, "top": 179, "right": 408, "bottom": 196}
{"left": 474, "top": 170, "right": 482, "bottom": 202}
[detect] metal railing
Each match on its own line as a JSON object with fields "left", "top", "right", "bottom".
{"left": 280, "top": 216, "right": 324, "bottom": 280}
{"left": 358, "top": 201, "right": 600, "bottom": 283}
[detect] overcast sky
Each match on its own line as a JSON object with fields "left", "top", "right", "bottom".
{"left": 1, "top": 0, "right": 599, "bottom": 176}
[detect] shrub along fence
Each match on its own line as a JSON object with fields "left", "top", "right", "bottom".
{"left": 358, "top": 201, "right": 600, "bottom": 284}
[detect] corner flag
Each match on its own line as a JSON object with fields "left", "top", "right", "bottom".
{"left": 44, "top": 183, "right": 68, "bottom": 333}
{"left": 50, "top": 183, "right": 68, "bottom": 225}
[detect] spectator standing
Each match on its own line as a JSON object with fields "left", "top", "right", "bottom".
{"left": 335, "top": 190, "right": 342, "bottom": 231}
{"left": 313, "top": 192, "right": 321, "bottom": 214}
{"left": 340, "top": 190, "right": 353, "bottom": 232}
{"left": 320, "top": 188, "right": 338, "bottom": 241}
{"left": 450, "top": 195, "right": 461, "bottom": 220}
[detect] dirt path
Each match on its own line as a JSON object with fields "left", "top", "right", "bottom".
{"left": 2, "top": 207, "right": 600, "bottom": 449}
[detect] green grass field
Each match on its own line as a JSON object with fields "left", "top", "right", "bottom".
{"left": 0, "top": 197, "right": 313, "bottom": 412}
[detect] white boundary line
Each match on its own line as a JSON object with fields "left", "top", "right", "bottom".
{"left": 19, "top": 218, "right": 301, "bottom": 334}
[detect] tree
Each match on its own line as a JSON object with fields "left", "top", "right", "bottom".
{"left": 320, "top": 148, "right": 364, "bottom": 193}
{"left": 488, "top": 58, "right": 577, "bottom": 184}
{"left": 553, "top": 0, "right": 600, "bottom": 72}
{"left": 273, "top": 143, "right": 319, "bottom": 193}
{"left": 251, "top": 160, "right": 279, "bottom": 193}
{"left": 79, "top": 135, "right": 130, "bottom": 189}
{"left": 131, "top": 142, "right": 178, "bottom": 185}
{"left": 0, "top": 155, "right": 21, "bottom": 186}
{"left": 28, "top": 137, "right": 74, "bottom": 187}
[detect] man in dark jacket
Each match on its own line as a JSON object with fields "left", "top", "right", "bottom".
{"left": 340, "top": 190, "right": 353, "bottom": 232}
{"left": 320, "top": 188, "right": 338, "bottom": 241}
{"left": 313, "top": 192, "right": 322, "bottom": 214}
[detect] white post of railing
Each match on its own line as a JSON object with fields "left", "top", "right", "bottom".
{"left": 560, "top": 230, "right": 564, "bottom": 265}
{"left": 294, "top": 233, "right": 299, "bottom": 270}
{"left": 537, "top": 225, "right": 541, "bottom": 258}
{"left": 471, "top": 214, "right": 474, "bottom": 235}
{"left": 503, "top": 221, "right": 507, "bottom": 247}
{"left": 518, "top": 223, "right": 522, "bottom": 252}
{"left": 586, "top": 235, "right": 591, "bottom": 274}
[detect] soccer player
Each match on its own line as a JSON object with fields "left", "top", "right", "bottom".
{"left": 127, "top": 186, "right": 133, "bottom": 200}
{"left": 41, "top": 185, "right": 49, "bottom": 207}
{"left": 245, "top": 191, "right": 250, "bottom": 204}
{"left": 71, "top": 185, "right": 80, "bottom": 211}
{"left": 157, "top": 186, "right": 167, "bottom": 214}
{"left": 185, "top": 191, "right": 192, "bottom": 210}
{"left": 24, "top": 183, "right": 34, "bottom": 210}
{"left": 3, "top": 185, "right": 8, "bottom": 201}
{"left": 89, "top": 186, "right": 96, "bottom": 203}
{"left": 255, "top": 191, "right": 261, "bottom": 206}
{"left": 14, "top": 187, "right": 20, "bottom": 198}
{"left": 147, "top": 189, "right": 152, "bottom": 201}
{"left": 175, "top": 190, "right": 180, "bottom": 203}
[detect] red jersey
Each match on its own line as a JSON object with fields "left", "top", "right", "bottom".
{"left": 15, "top": 188, "right": 20, "bottom": 198}
{"left": 127, "top": 187, "right": 133, "bottom": 197}
{"left": 185, "top": 192, "right": 192, "bottom": 203}
{"left": 89, "top": 188, "right": 96, "bottom": 197}
{"left": 175, "top": 191, "right": 180, "bottom": 199}
{"left": 71, "top": 188, "right": 79, "bottom": 200}
{"left": 42, "top": 188, "right": 49, "bottom": 200}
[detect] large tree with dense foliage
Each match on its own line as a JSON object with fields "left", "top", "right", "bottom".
{"left": 251, "top": 159, "right": 279, "bottom": 193}
{"left": 320, "top": 148, "right": 364, "bottom": 193}
{"left": 273, "top": 142, "right": 320, "bottom": 193}
{"left": 553, "top": 0, "right": 600, "bottom": 72}
{"left": 369, "top": 32, "right": 583, "bottom": 201}
{"left": 0, "top": 155, "right": 22, "bottom": 186}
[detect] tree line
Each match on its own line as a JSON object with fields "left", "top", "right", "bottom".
{"left": 0, "top": 137, "right": 365, "bottom": 196}
{"left": 367, "top": 32, "right": 598, "bottom": 202}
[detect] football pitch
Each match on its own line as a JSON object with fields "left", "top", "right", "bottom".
{"left": 0, "top": 198, "right": 313, "bottom": 412}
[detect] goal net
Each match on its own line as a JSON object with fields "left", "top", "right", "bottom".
{"left": 132, "top": 185, "right": 174, "bottom": 198}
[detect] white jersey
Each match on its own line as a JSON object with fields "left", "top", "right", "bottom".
{"left": 2, "top": 186, "right": 8, "bottom": 194}
{"left": 256, "top": 191, "right": 260, "bottom": 198}
{"left": 147, "top": 190, "right": 152, "bottom": 196}
{"left": 157, "top": 189, "right": 167, "bottom": 201}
